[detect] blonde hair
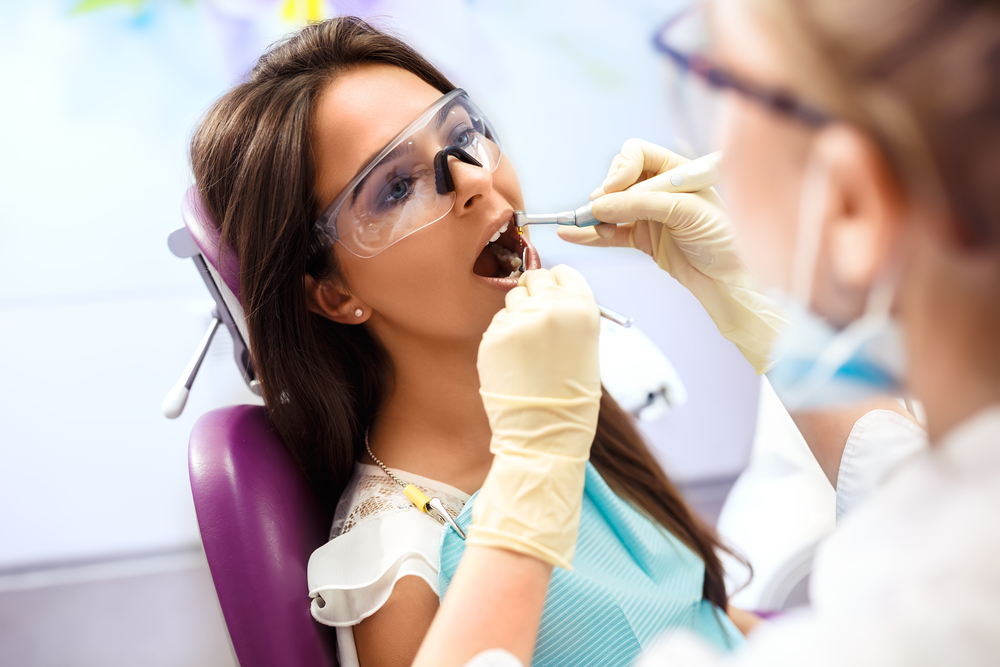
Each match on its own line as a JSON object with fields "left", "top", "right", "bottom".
{"left": 751, "top": 0, "right": 1000, "bottom": 248}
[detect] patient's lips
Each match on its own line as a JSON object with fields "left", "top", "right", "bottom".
{"left": 522, "top": 232, "right": 541, "bottom": 270}
{"left": 472, "top": 209, "right": 541, "bottom": 286}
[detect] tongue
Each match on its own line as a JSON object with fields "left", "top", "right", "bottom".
{"left": 473, "top": 244, "right": 501, "bottom": 278}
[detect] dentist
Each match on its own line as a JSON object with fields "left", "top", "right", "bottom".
{"left": 414, "top": 0, "right": 1000, "bottom": 664}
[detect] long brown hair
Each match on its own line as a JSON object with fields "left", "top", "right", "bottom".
{"left": 191, "top": 16, "right": 733, "bottom": 609}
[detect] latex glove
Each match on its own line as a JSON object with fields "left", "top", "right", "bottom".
{"left": 471, "top": 265, "right": 602, "bottom": 570}
{"left": 560, "top": 139, "right": 785, "bottom": 374}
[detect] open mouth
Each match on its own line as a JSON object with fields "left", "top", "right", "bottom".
{"left": 473, "top": 214, "right": 537, "bottom": 280}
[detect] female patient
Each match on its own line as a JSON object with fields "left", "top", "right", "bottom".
{"left": 190, "top": 17, "right": 753, "bottom": 667}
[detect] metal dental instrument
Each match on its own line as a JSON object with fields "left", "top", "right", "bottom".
{"left": 514, "top": 202, "right": 602, "bottom": 228}
{"left": 513, "top": 151, "right": 723, "bottom": 228}
{"left": 511, "top": 152, "right": 722, "bottom": 329}
{"left": 597, "top": 305, "right": 632, "bottom": 328}
{"left": 515, "top": 224, "right": 631, "bottom": 327}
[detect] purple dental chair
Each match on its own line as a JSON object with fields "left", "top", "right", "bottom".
{"left": 167, "top": 187, "right": 337, "bottom": 667}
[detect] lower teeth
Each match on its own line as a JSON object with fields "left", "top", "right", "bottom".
{"left": 489, "top": 242, "right": 522, "bottom": 275}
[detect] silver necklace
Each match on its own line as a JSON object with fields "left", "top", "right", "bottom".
{"left": 364, "top": 430, "right": 466, "bottom": 539}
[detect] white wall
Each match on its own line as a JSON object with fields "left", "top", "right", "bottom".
{"left": 0, "top": 0, "right": 757, "bottom": 570}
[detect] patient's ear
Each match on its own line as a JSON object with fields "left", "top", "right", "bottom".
{"left": 304, "top": 274, "right": 371, "bottom": 324}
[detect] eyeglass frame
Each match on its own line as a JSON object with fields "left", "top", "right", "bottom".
{"left": 652, "top": 9, "right": 834, "bottom": 129}
{"left": 308, "top": 88, "right": 501, "bottom": 260}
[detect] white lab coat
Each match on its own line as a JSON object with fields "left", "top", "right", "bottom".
{"left": 465, "top": 405, "right": 1000, "bottom": 667}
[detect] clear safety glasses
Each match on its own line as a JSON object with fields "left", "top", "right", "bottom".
{"left": 310, "top": 89, "right": 503, "bottom": 259}
{"left": 653, "top": 7, "right": 833, "bottom": 156}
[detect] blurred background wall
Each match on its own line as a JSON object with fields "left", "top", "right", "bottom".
{"left": 0, "top": 0, "right": 758, "bottom": 662}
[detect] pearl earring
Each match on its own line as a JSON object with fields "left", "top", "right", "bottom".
{"left": 354, "top": 308, "right": 363, "bottom": 318}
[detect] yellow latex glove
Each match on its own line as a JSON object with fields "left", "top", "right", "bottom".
{"left": 560, "top": 139, "right": 785, "bottom": 374}
{"left": 470, "top": 265, "right": 602, "bottom": 570}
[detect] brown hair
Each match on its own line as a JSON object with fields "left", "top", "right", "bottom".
{"left": 191, "top": 16, "right": 734, "bottom": 609}
{"left": 756, "top": 0, "right": 1000, "bottom": 249}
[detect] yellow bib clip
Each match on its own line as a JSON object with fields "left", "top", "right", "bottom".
{"left": 405, "top": 484, "right": 467, "bottom": 539}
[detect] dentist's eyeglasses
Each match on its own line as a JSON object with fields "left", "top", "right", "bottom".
{"left": 652, "top": 8, "right": 833, "bottom": 156}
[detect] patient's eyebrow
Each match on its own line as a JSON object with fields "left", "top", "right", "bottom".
{"left": 433, "top": 98, "right": 464, "bottom": 129}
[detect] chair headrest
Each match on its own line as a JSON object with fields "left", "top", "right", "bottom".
{"left": 181, "top": 186, "right": 242, "bottom": 305}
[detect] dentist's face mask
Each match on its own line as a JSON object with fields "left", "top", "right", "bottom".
{"left": 310, "top": 89, "right": 502, "bottom": 259}
{"left": 767, "top": 157, "right": 907, "bottom": 411}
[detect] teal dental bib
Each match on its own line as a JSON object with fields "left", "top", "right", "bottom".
{"left": 439, "top": 463, "right": 743, "bottom": 667}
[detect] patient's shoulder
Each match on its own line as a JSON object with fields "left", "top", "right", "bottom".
{"left": 308, "top": 463, "right": 469, "bottom": 627}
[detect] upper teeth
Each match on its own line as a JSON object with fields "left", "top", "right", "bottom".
{"left": 485, "top": 222, "right": 511, "bottom": 247}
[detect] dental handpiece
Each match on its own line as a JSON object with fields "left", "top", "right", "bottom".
{"left": 512, "top": 152, "right": 721, "bottom": 328}
{"left": 513, "top": 151, "right": 723, "bottom": 228}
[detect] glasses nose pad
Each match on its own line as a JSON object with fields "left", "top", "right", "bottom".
{"left": 434, "top": 146, "right": 484, "bottom": 195}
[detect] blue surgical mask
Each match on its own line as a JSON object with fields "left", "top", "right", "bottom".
{"left": 765, "top": 158, "right": 907, "bottom": 410}
{"left": 766, "top": 290, "right": 906, "bottom": 411}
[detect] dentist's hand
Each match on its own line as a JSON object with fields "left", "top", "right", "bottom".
{"left": 560, "top": 139, "right": 784, "bottom": 374}
{"left": 471, "top": 266, "right": 602, "bottom": 570}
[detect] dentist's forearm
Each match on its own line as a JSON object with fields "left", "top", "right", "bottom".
{"left": 413, "top": 545, "right": 551, "bottom": 667}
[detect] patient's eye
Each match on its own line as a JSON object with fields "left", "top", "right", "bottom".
{"left": 451, "top": 127, "right": 475, "bottom": 149}
{"left": 370, "top": 175, "right": 417, "bottom": 215}
{"left": 386, "top": 178, "right": 412, "bottom": 202}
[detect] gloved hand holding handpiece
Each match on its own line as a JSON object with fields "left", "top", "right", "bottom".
{"left": 560, "top": 139, "right": 785, "bottom": 374}
{"left": 469, "top": 265, "right": 602, "bottom": 570}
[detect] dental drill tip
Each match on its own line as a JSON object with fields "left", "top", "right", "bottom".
{"left": 513, "top": 211, "right": 527, "bottom": 227}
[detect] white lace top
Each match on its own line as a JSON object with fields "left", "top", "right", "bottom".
{"left": 307, "top": 462, "right": 470, "bottom": 667}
